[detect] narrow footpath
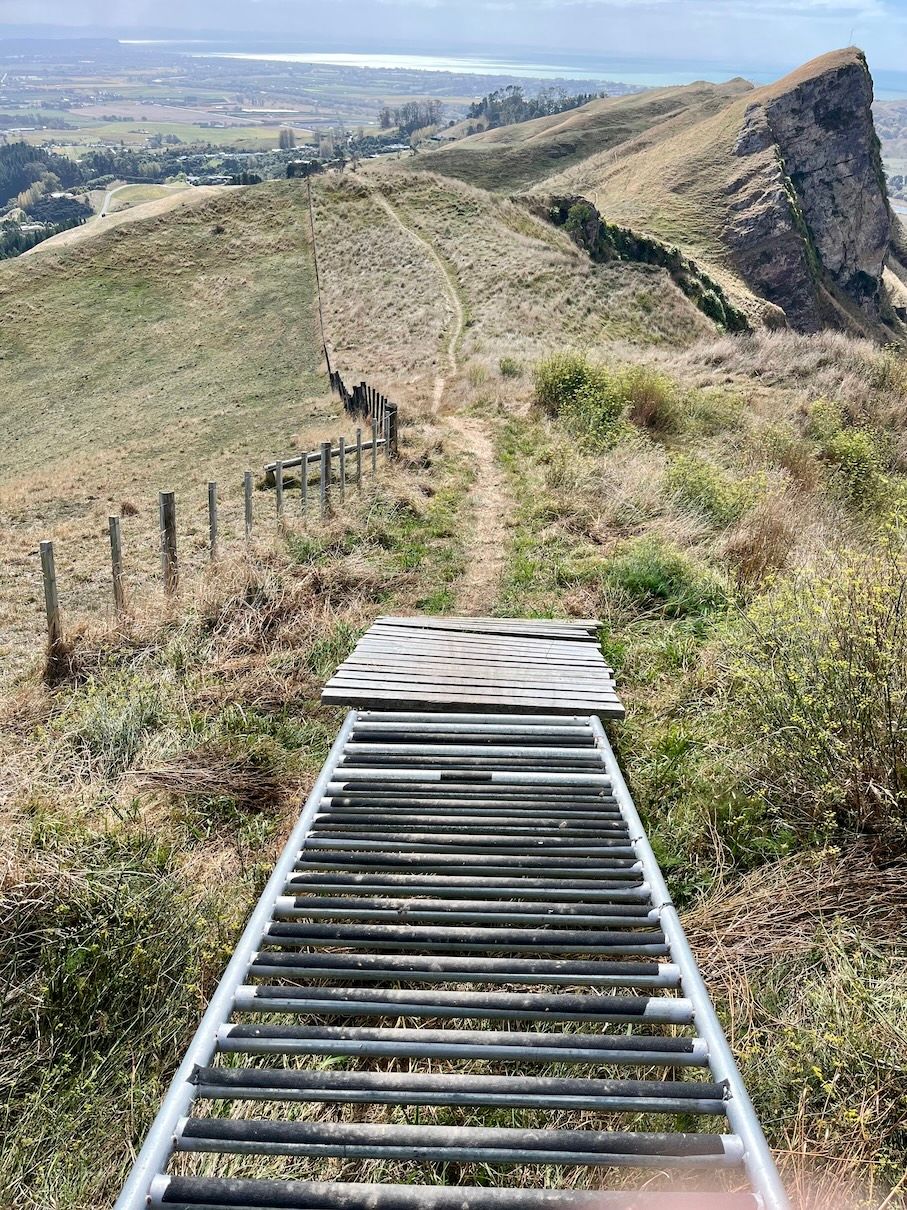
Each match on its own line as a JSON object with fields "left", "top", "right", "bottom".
{"left": 374, "top": 189, "right": 512, "bottom": 613}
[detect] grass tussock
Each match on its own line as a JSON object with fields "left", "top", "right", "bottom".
{"left": 686, "top": 849, "right": 907, "bottom": 1206}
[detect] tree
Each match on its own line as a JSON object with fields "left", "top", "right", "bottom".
{"left": 278, "top": 128, "right": 297, "bottom": 150}
{"left": 375, "top": 100, "right": 443, "bottom": 137}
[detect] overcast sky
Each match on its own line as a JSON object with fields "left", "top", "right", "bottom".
{"left": 3, "top": 0, "right": 906, "bottom": 73}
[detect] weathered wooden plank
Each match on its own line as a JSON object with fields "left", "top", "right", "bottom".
{"left": 322, "top": 686, "right": 625, "bottom": 718}
{"left": 372, "top": 619, "right": 599, "bottom": 638}
{"left": 374, "top": 617, "right": 600, "bottom": 639}
{"left": 324, "top": 675, "right": 622, "bottom": 707}
{"left": 374, "top": 616, "right": 600, "bottom": 635}
{"left": 339, "top": 662, "right": 617, "bottom": 690}
{"left": 323, "top": 614, "right": 625, "bottom": 718}
{"left": 361, "top": 629, "right": 604, "bottom": 657}
{"left": 353, "top": 643, "right": 613, "bottom": 670}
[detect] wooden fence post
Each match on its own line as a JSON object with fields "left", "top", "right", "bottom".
{"left": 320, "top": 441, "right": 331, "bottom": 516}
{"left": 355, "top": 427, "right": 362, "bottom": 489}
{"left": 301, "top": 454, "right": 308, "bottom": 514}
{"left": 109, "top": 516, "right": 125, "bottom": 613}
{"left": 159, "top": 491, "right": 178, "bottom": 594}
{"left": 339, "top": 436, "right": 346, "bottom": 501}
{"left": 275, "top": 461, "right": 285, "bottom": 522}
{"left": 40, "top": 539, "right": 62, "bottom": 650}
{"left": 244, "top": 471, "right": 253, "bottom": 539}
{"left": 387, "top": 404, "right": 399, "bottom": 457}
{"left": 208, "top": 481, "right": 218, "bottom": 559}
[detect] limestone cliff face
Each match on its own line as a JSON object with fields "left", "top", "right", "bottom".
{"left": 726, "top": 48, "right": 891, "bottom": 331}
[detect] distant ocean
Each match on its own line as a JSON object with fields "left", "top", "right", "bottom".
{"left": 120, "top": 43, "right": 907, "bottom": 98}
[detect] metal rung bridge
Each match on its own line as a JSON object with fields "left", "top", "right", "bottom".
{"left": 115, "top": 707, "right": 788, "bottom": 1210}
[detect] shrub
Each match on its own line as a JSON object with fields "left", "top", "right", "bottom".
{"left": 725, "top": 550, "right": 907, "bottom": 845}
{"left": 605, "top": 536, "right": 727, "bottom": 617}
{"left": 822, "top": 427, "right": 884, "bottom": 507}
{"left": 758, "top": 423, "right": 821, "bottom": 490}
{"left": 665, "top": 453, "right": 748, "bottom": 526}
{"left": 804, "top": 397, "right": 886, "bottom": 507}
{"left": 535, "top": 354, "right": 684, "bottom": 443}
{"left": 805, "top": 396, "right": 844, "bottom": 444}
{"left": 533, "top": 351, "right": 624, "bottom": 446}
{"left": 498, "top": 356, "right": 522, "bottom": 379}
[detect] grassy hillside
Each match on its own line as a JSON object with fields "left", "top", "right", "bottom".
{"left": 0, "top": 181, "right": 334, "bottom": 685}
{"left": 418, "top": 79, "right": 752, "bottom": 194}
{"left": 2, "top": 163, "right": 906, "bottom": 1209}
{"left": 340, "top": 168, "right": 714, "bottom": 371}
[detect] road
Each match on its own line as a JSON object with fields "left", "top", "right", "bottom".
{"left": 98, "top": 181, "right": 186, "bottom": 219}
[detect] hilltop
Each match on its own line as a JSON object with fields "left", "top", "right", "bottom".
{"left": 422, "top": 48, "right": 905, "bottom": 338}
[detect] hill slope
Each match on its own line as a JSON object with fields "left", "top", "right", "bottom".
{"left": 0, "top": 181, "right": 331, "bottom": 682}
{"left": 424, "top": 48, "right": 901, "bottom": 337}
{"left": 417, "top": 79, "right": 754, "bottom": 194}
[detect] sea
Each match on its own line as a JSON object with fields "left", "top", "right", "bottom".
{"left": 120, "top": 42, "right": 907, "bottom": 99}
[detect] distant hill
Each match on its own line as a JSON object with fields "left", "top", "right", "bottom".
{"left": 422, "top": 49, "right": 904, "bottom": 336}
{"left": 418, "top": 79, "right": 754, "bottom": 194}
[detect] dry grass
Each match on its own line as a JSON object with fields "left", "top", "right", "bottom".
{"left": 685, "top": 845, "right": 907, "bottom": 977}
{"left": 420, "top": 79, "right": 753, "bottom": 195}
{"left": 370, "top": 169, "right": 713, "bottom": 374}
{"left": 723, "top": 492, "right": 800, "bottom": 584}
{"left": 685, "top": 849, "right": 907, "bottom": 1209}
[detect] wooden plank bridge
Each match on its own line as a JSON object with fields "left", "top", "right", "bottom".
{"left": 323, "top": 617, "right": 624, "bottom": 718}
{"left": 115, "top": 616, "right": 788, "bottom": 1210}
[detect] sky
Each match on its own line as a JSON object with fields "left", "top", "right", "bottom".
{"left": 2, "top": 0, "right": 907, "bottom": 74}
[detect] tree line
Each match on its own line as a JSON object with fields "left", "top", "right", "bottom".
{"left": 378, "top": 100, "right": 443, "bottom": 136}
{"left": 0, "top": 142, "right": 81, "bottom": 208}
{"left": 466, "top": 85, "right": 604, "bottom": 130}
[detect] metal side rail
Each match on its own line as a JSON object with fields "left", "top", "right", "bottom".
{"left": 115, "top": 709, "right": 789, "bottom": 1210}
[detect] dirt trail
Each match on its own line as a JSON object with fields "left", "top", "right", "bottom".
{"left": 374, "top": 189, "right": 511, "bottom": 613}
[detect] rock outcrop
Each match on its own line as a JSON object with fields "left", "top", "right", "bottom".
{"left": 726, "top": 48, "right": 891, "bottom": 331}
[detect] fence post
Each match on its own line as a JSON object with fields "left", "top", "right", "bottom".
{"left": 40, "top": 539, "right": 62, "bottom": 650}
{"left": 244, "top": 471, "right": 253, "bottom": 539}
{"left": 339, "top": 436, "right": 346, "bottom": 501}
{"left": 371, "top": 417, "right": 378, "bottom": 476}
{"left": 301, "top": 454, "right": 308, "bottom": 514}
{"left": 109, "top": 515, "right": 125, "bottom": 613}
{"left": 384, "top": 410, "right": 391, "bottom": 460}
{"left": 159, "top": 491, "right": 178, "bottom": 594}
{"left": 355, "top": 427, "right": 362, "bottom": 489}
{"left": 275, "top": 461, "right": 284, "bottom": 523}
{"left": 320, "top": 441, "right": 331, "bottom": 516}
{"left": 208, "top": 481, "right": 218, "bottom": 559}
{"left": 387, "top": 404, "right": 399, "bottom": 457}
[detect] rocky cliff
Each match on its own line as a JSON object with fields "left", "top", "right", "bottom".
{"left": 725, "top": 48, "right": 892, "bottom": 331}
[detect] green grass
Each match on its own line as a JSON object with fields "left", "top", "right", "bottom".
{"left": 107, "top": 183, "right": 189, "bottom": 211}
{"left": 0, "top": 179, "right": 335, "bottom": 684}
{"left": 26, "top": 121, "right": 314, "bottom": 152}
